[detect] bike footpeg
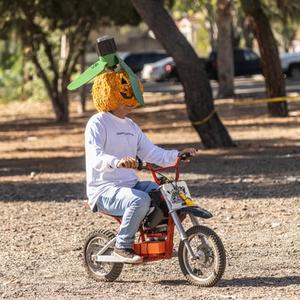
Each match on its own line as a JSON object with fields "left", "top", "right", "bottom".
{"left": 95, "top": 254, "right": 143, "bottom": 264}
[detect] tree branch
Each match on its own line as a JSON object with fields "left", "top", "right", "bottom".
{"left": 21, "top": 3, "right": 59, "bottom": 85}
{"left": 65, "top": 22, "right": 92, "bottom": 81}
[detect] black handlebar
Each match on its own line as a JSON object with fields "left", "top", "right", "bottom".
{"left": 120, "top": 152, "right": 193, "bottom": 170}
{"left": 137, "top": 157, "right": 143, "bottom": 170}
{"left": 136, "top": 152, "right": 193, "bottom": 170}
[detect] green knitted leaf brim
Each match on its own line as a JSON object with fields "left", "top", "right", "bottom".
{"left": 118, "top": 56, "right": 144, "bottom": 106}
{"left": 67, "top": 54, "right": 144, "bottom": 106}
{"left": 67, "top": 59, "right": 107, "bottom": 91}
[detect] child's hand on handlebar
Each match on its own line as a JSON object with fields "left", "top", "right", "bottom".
{"left": 117, "top": 157, "right": 138, "bottom": 169}
{"left": 180, "top": 148, "right": 197, "bottom": 156}
{"left": 179, "top": 148, "right": 197, "bottom": 162}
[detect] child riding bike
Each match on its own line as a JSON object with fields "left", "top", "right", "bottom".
{"left": 85, "top": 71, "right": 196, "bottom": 263}
{"left": 69, "top": 37, "right": 225, "bottom": 286}
{"left": 66, "top": 35, "right": 197, "bottom": 264}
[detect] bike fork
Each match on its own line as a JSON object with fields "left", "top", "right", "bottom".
{"left": 190, "top": 214, "right": 200, "bottom": 226}
{"left": 170, "top": 211, "right": 197, "bottom": 259}
{"left": 189, "top": 214, "right": 209, "bottom": 249}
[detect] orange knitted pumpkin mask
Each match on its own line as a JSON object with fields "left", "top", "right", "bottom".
{"left": 92, "top": 70, "right": 143, "bottom": 112}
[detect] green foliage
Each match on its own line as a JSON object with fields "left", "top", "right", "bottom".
{"left": 274, "top": 0, "right": 300, "bottom": 23}
{"left": 0, "top": 38, "right": 48, "bottom": 103}
{"left": 261, "top": 0, "right": 300, "bottom": 50}
{"left": 22, "top": 73, "right": 48, "bottom": 103}
{"left": 241, "top": 0, "right": 300, "bottom": 51}
{"left": 169, "top": 1, "right": 218, "bottom": 54}
{"left": 170, "top": 0, "right": 300, "bottom": 54}
{"left": 0, "top": 0, "right": 141, "bottom": 117}
{"left": 173, "top": 0, "right": 217, "bottom": 14}
{"left": 0, "top": 38, "right": 23, "bottom": 102}
{"left": 196, "top": 22, "right": 211, "bottom": 55}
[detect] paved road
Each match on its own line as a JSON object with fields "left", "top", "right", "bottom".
{"left": 144, "top": 76, "right": 300, "bottom": 98}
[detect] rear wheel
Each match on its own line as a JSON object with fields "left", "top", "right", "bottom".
{"left": 83, "top": 229, "right": 123, "bottom": 282}
{"left": 178, "top": 225, "right": 226, "bottom": 287}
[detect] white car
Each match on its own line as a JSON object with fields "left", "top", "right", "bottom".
{"left": 280, "top": 52, "right": 300, "bottom": 79}
{"left": 141, "top": 56, "right": 174, "bottom": 81}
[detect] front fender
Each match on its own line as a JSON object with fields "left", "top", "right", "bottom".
{"left": 180, "top": 206, "right": 213, "bottom": 219}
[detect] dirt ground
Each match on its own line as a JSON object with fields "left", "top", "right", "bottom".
{"left": 1, "top": 90, "right": 300, "bottom": 299}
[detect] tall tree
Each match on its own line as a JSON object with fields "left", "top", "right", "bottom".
{"left": 173, "top": 0, "right": 218, "bottom": 52}
{"left": 131, "top": 0, "right": 235, "bottom": 148}
{"left": 275, "top": 0, "right": 300, "bottom": 52}
{"left": 241, "top": 0, "right": 288, "bottom": 117}
{"left": 0, "top": 0, "right": 140, "bottom": 122}
{"left": 216, "top": 0, "right": 234, "bottom": 98}
{"left": 174, "top": 0, "right": 235, "bottom": 98}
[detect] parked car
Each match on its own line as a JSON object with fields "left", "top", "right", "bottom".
{"left": 141, "top": 56, "right": 174, "bottom": 81}
{"left": 162, "top": 48, "right": 262, "bottom": 82}
{"left": 142, "top": 56, "right": 208, "bottom": 82}
{"left": 208, "top": 48, "right": 262, "bottom": 79}
{"left": 280, "top": 52, "right": 300, "bottom": 79}
{"left": 123, "top": 51, "right": 169, "bottom": 75}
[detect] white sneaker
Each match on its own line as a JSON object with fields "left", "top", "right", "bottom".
{"left": 113, "top": 248, "right": 143, "bottom": 264}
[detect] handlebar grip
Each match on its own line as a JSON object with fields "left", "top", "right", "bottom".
{"left": 179, "top": 152, "right": 192, "bottom": 160}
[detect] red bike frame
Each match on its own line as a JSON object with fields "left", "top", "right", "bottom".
{"left": 148, "top": 156, "right": 181, "bottom": 184}
{"left": 112, "top": 157, "right": 185, "bottom": 262}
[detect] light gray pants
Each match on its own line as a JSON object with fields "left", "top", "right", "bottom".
{"left": 96, "top": 181, "right": 159, "bottom": 248}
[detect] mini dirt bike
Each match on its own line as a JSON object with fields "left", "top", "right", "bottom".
{"left": 83, "top": 154, "right": 226, "bottom": 287}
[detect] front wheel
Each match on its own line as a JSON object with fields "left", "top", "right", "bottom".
{"left": 178, "top": 225, "right": 226, "bottom": 287}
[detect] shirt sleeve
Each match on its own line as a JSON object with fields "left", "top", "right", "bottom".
{"left": 135, "top": 124, "right": 179, "bottom": 167}
{"left": 85, "top": 119, "right": 119, "bottom": 171}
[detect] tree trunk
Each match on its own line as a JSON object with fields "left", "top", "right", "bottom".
{"left": 131, "top": 0, "right": 235, "bottom": 148}
{"left": 205, "top": 2, "right": 218, "bottom": 50}
{"left": 282, "top": 14, "right": 289, "bottom": 52}
{"left": 216, "top": 0, "right": 234, "bottom": 98}
{"left": 50, "top": 89, "right": 69, "bottom": 123}
{"left": 242, "top": 21, "right": 254, "bottom": 49}
{"left": 241, "top": 0, "right": 288, "bottom": 117}
{"left": 78, "top": 51, "right": 87, "bottom": 114}
{"left": 31, "top": 56, "right": 69, "bottom": 122}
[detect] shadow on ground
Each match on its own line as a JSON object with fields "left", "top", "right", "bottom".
{"left": 158, "top": 276, "right": 300, "bottom": 287}
{"left": 0, "top": 155, "right": 85, "bottom": 177}
{"left": 0, "top": 181, "right": 85, "bottom": 202}
{"left": 1, "top": 138, "right": 300, "bottom": 201}
{"left": 1, "top": 94, "right": 300, "bottom": 202}
{"left": 219, "top": 276, "right": 300, "bottom": 287}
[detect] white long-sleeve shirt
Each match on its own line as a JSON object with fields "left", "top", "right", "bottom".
{"left": 85, "top": 112, "right": 179, "bottom": 210}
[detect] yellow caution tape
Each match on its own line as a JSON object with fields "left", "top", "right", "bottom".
{"left": 192, "top": 109, "right": 216, "bottom": 126}
{"left": 191, "top": 95, "right": 300, "bottom": 125}
{"left": 232, "top": 95, "right": 300, "bottom": 106}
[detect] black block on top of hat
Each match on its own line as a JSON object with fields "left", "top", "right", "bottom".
{"left": 96, "top": 36, "right": 117, "bottom": 57}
